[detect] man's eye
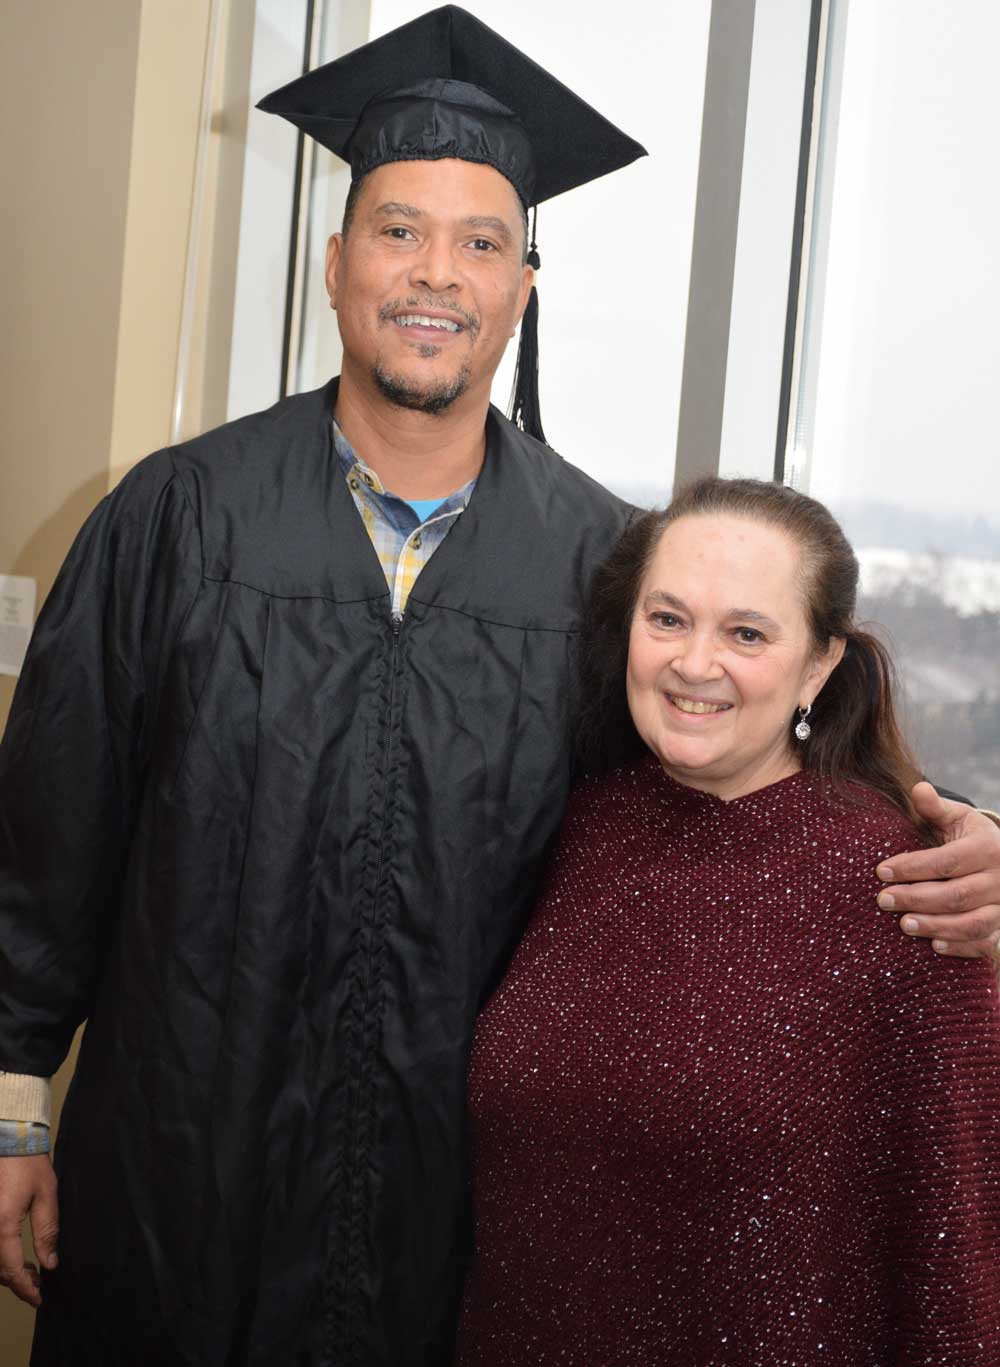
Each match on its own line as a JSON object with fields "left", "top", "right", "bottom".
{"left": 468, "top": 238, "right": 497, "bottom": 252}
{"left": 385, "top": 226, "right": 416, "bottom": 240}
{"left": 736, "top": 627, "right": 763, "bottom": 644}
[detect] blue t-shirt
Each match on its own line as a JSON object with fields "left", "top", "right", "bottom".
{"left": 405, "top": 497, "right": 450, "bottom": 522}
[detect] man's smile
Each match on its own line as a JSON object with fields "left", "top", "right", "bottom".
{"left": 393, "top": 312, "right": 463, "bottom": 333}
{"left": 378, "top": 299, "right": 479, "bottom": 345}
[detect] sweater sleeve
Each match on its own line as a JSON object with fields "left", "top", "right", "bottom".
{"left": 0, "top": 1070, "right": 49, "bottom": 1124}
{"left": 0, "top": 453, "right": 202, "bottom": 1079}
{"left": 872, "top": 945, "right": 1000, "bottom": 1362}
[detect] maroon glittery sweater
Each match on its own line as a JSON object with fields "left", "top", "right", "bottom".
{"left": 454, "top": 758, "right": 1000, "bottom": 1366}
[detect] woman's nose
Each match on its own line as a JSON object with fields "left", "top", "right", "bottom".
{"left": 672, "top": 634, "right": 721, "bottom": 681}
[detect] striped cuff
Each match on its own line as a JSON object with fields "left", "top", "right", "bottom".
{"left": 0, "top": 1119, "right": 50, "bottom": 1156}
{"left": 0, "top": 1071, "right": 51, "bottom": 1126}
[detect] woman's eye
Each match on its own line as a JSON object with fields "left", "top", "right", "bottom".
{"left": 736, "top": 627, "right": 763, "bottom": 644}
{"left": 653, "top": 613, "right": 681, "bottom": 629}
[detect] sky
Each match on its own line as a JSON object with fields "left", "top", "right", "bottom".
{"left": 807, "top": 0, "right": 1000, "bottom": 531}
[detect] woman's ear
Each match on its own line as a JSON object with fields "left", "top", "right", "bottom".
{"left": 802, "top": 635, "right": 847, "bottom": 707}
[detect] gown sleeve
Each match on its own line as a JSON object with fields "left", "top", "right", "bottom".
{"left": 874, "top": 943, "right": 1000, "bottom": 1362}
{"left": 0, "top": 451, "right": 201, "bottom": 1079}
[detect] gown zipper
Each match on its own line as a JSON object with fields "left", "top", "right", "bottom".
{"left": 332, "top": 605, "right": 404, "bottom": 1362}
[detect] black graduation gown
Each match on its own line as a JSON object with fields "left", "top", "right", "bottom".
{"left": 0, "top": 379, "right": 631, "bottom": 1367}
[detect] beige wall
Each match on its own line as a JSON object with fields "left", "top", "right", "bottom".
{"left": 0, "top": 1, "right": 227, "bottom": 1357}
{"left": 0, "top": 8, "right": 140, "bottom": 1357}
{"left": 0, "top": 2, "right": 142, "bottom": 739}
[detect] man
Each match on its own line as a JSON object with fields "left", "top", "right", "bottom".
{"left": 1, "top": 8, "right": 999, "bottom": 1366}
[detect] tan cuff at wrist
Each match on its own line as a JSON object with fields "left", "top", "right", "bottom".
{"left": 0, "top": 1072, "right": 51, "bottom": 1126}
{"left": 979, "top": 809, "right": 1000, "bottom": 830}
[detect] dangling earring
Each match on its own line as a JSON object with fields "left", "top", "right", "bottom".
{"left": 795, "top": 704, "right": 812, "bottom": 741}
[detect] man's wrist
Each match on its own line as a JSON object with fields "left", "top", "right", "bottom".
{"left": 978, "top": 809, "right": 1000, "bottom": 830}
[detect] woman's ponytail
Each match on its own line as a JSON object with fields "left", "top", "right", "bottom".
{"left": 804, "top": 629, "right": 927, "bottom": 831}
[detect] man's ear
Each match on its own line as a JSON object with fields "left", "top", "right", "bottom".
{"left": 511, "top": 264, "right": 534, "bottom": 337}
{"left": 326, "top": 233, "right": 344, "bottom": 309}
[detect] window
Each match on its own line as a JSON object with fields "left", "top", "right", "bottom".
{"left": 790, "top": 0, "right": 1000, "bottom": 807}
{"left": 240, "top": 0, "right": 714, "bottom": 506}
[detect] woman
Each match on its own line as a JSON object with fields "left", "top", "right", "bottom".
{"left": 453, "top": 478, "right": 1000, "bottom": 1364}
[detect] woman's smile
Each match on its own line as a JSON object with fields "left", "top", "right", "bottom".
{"left": 663, "top": 691, "right": 734, "bottom": 717}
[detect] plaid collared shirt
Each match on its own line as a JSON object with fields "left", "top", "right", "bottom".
{"left": 333, "top": 421, "right": 475, "bottom": 615}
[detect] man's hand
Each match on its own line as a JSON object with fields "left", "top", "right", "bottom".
{"left": 876, "top": 781, "right": 1000, "bottom": 960}
{"left": 0, "top": 1154, "right": 58, "bottom": 1306}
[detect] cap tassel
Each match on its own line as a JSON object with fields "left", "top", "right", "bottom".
{"left": 509, "top": 207, "right": 547, "bottom": 445}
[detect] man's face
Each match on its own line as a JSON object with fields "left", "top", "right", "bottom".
{"left": 326, "top": 159, "right": 534, "bottom": 416}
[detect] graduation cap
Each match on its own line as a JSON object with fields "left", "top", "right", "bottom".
{"left": 258, "top": 4, "right": 646, "bottom": 444}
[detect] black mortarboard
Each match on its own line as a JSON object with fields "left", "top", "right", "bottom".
{"left": 258, "top": 5, "right": 646, "bottom": 442}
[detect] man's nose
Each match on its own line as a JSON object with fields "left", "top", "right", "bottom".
{"left": 409, "top": 237, "right": 460, "bottom": 294}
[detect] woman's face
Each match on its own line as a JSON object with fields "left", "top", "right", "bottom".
{"left": 626, "top": 513, "right": 844, "bottom": 801}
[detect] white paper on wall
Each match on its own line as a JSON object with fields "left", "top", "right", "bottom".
{"left": 0, "top": 575, "right": 37, "bottom": 678}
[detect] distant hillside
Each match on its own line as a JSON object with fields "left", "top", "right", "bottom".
{"left": 830, "top": 501, "right": 1000, "bottom": 558}
{"left": 605, "top": 485, "right": 1000, "bottom": 560}
{"left": 857, "top": 548, "right": 1000, "bottom": 614}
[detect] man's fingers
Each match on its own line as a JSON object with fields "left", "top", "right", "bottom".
{"left": 876, "top": 832, "right": 997, "bottom": 885}
{"left": 878, "top": 804, "right": 1000, "bottom": 947}
{"left": 0, "top": 1155, "right": 57, "bottom": 1305}
{"left": 929, "top": 936, "right": 998, "bottom": 961}
{"left": 877, "top": 869, "right": 1000, "bottom": 919}
{"left": 896, "top": 904, "right": 1000, "bottom": 943}
{"left": 30, "top": 1177, "right": 59, "bottom": 1271}
{"left": 909, "top": 779, "right": 958, "bottom": 832}
{"left": 0, "top": 1225, "right": 41, "bottom": 1308}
